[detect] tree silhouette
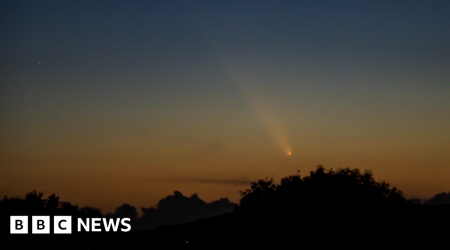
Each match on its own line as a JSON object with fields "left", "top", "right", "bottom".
{"left": 237, "top": 165, "right": 407, "bottom": 235}
{"left": 238, "top": 176, "right": 277, "bottom": 209}
{"left": 1, "top": 169, "right": 449, "bottom": 246}
{"left": 45, "top": 194, "right": 59, "bottom": 211}
{"left": 240, "top": 166, "right": 405, "bottom": 208}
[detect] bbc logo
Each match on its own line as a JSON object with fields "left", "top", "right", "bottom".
{"left": 10, "top": 216, "right": 131, "bottom": 234}
{"left": 11, "top": 216, "right": 72, "bottom": 234}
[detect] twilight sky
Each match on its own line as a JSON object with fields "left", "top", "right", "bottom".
{"left": 1, "top": 0, "right": 450, "bottom": 216}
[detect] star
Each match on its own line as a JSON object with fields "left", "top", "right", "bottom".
{"left": 38, "top": 61, "right": 41, "bottom": 64}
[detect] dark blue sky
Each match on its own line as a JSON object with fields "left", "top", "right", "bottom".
{"left": 1, "top": 0, "right": 450, "bottom": 215}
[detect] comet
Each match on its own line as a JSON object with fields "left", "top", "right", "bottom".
{"left": 241, "top": 87, "right": 292, "bottom": 155}
{"left": 215, "top": 57, "right": 292, "bottom": 155}
{"left": 207, "top": 46, "right": 292, "bottom": 155}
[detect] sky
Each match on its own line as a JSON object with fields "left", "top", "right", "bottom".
{"left": 1, "top": 0, "right": 450, "bottom": 216}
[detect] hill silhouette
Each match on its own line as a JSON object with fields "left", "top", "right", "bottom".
{"left": 2, "top": 165, "right": 450, "bottom": 248}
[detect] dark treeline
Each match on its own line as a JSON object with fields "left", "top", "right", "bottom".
{"left": 2, "top": 165, "right": 450, "bottom": 248}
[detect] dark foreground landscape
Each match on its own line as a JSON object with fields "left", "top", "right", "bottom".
{"left": 2, "top": 166, "right": 450, "bottom": 248}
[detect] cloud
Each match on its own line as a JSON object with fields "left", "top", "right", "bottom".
{"left": 180, "top": 138, "right": 225, "bottom": 155}
{"left": 156, "top": 134, "right": 225, "bottom": 153}
{"left": 177, "top": 135, "right": 198, "bottom": 144}
{"left": 122, "top": 128, "right": 151, "bottom": 136}
{"left": 100, "top": 191, "right": 236, "bottom": 231}
{"left": 406, "top": 192, "right": 450, "bottom": 206}
{"left": 202, "top": 140, "right": 224, "bottom": 153}
{"left": 105, "top": 204, "right": 138, "bottom": 220}
{"left": 79, "top": 206, "right": 103, "bottom": 217}
{"left": 406, "top": 198, "right": 423, "bottom": 205}
{"left": 425, "top": 192, "right": 450, "bottom": 206}
{"left": 152, "top": 177, "right": 252, "bottom": 186}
